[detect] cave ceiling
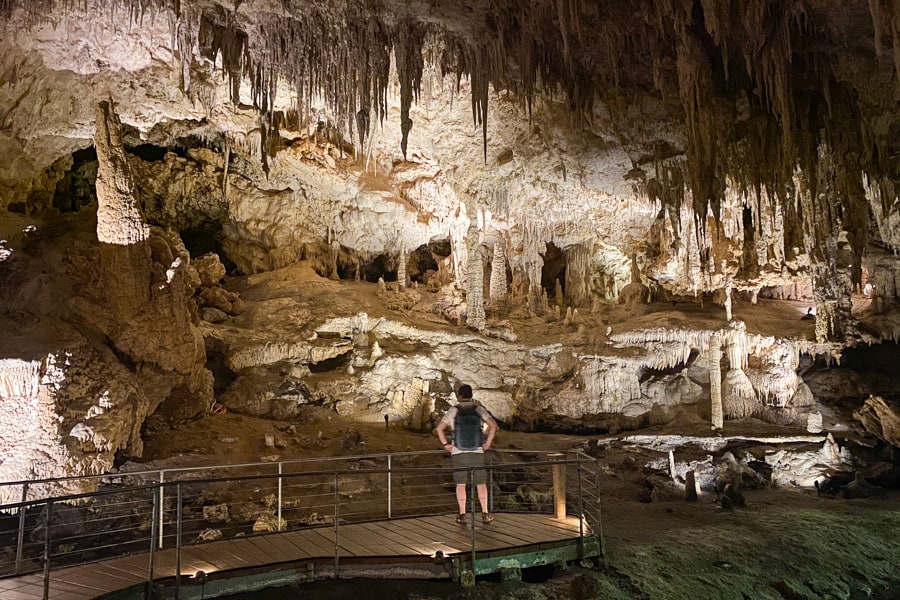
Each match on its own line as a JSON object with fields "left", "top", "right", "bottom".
{"left": 0, "top": 0, "right": 899, "bottom": 301}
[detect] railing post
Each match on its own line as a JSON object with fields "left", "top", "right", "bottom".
{"left": 277, "top": 462, "right": 283, "bottom": 532}
{"left": 550, "top": 453, "right": 566, "bottom": 519}
{"left": 469, "top": 468, "right": 476, "bottom": 578}
{"left": 15, "top": 482, "right": 28, "bottom": 574}
{"left": 42, "top": 501, "right": 52, "bottom": 600}
{"left": 333, "top": 472, "right": 340, "bottom": 578}
{"left": 158, "top": 471, "right": 165, "bottom": 550}
{"left": 175, "top": 483, "right": 182, "bottom": 600}
{"left": 147, "top": 485, "right": 158, "bottom": 600}
{"left": 577, "top": 458, "right": 584, "bottom": 540}
{"left": 488, "top": 459, "right": 493, "bottom": 514}
{"left": 595, "top": 458, "right": 605, "bottom": 558}
{"left": 387, "top": 454, "right": 392, "bottom": 519}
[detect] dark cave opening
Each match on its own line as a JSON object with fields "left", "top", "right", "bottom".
{"left": 408, "top": 242, "right": 441, "bottom": 283}
{"left": 837, "top": 341, "right": 900, "bottom": 400}
{"left": 362, "top": 253, "right": 397, "bottom": 283}
{"left": 181, "top": 220, "right": 236, "bottom": 272}
{"left": 308, "top": 351, "right": 352, "bottom": 373}
{"left": 541, "top": 242, "right": 567, "bottom": 299}
{"left": 126, "top": 144, "right": 169, "bottom": 162}
{"left": 206, "top": 350, "right": 236, "bottom": 396}
{"left": 52, "top": 147, "right": 98, "bottom": 213}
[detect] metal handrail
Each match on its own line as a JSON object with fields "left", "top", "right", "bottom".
{"left": 2, "top": 448, "right": 562, "bottom": 490}
{"left": 0, "top": 449, "right": 603, "bottom": 598}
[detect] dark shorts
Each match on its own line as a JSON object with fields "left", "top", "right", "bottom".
{"left": 452, "top": 452, "right": 488, "bottom": 485}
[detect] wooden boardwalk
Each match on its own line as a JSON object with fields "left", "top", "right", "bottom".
{"left": 0, "top": 513, "right": 594, "bottom": 600}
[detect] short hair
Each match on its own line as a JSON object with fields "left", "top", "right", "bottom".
{"left": 457, "top": 384, "right": 473, "bottom": 400}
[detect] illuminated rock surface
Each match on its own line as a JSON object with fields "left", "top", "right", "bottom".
{"left": 0, "top": 5, "right": 898, "bottom": 593}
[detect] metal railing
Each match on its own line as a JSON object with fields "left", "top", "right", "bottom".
{"left": 0, "top": 450, "right": 603, "bottom": 598}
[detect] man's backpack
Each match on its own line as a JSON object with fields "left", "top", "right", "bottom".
{"left": 453, "top": 403, "right": 484, "bottom": 450}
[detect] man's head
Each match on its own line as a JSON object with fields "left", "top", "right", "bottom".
{"left": 457, "top": 384, "right": 473, "bottom": 401}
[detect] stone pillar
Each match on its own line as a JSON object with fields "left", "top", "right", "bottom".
{"left": 724, "top": 278, "right": 733, "bottom": 321}
{"left": 330, "top": 240, "right": 340, "bottom": 280}
{"left": 564, "top": 243, "right": 591, "bottom": 307}
{"left": 489, "top": 242, "right": 508, "bottom": 302}
{"left": 465, "top": 224, "right": 486, "bottom": 330}
{"left": 397, "top": 243, "right": 407, "bottom": 290}
{"left": 709, "top": 333, "right": 723, "bottom": 431}
{"left": 814, "top": 269, "right": 853, "bottom": 342}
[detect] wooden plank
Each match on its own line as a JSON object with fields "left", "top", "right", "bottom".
{"left": 250, "top": 533, "right": 313, "bottom": 563}
{"left": 227, "top": 536, "right": 286, "bottom": 566}
{"left": 303, "top": 529, "right": 346, "bottom": 557}
{"left": 413, "top": 515, "right": 523, "bottom": 550}
{"left": 394, "top": 517, "right": 490, "bottom": 552}
{"left": 180, "top": 544, "right": 241, "bottom": 574}
{"left": 388, "top": 522, "right": 469, "bottom": 556}
{"left": 500, "top": 514, "right": 577, "bottom": 540}
{"left": 329, "top": 525, "right": 382, "bottom": 556}
{"left": 281, "top": 530, "right": 334, "bottom": 558}
{"left": 417, "top": 514, "right": 543, "bottom": 547}
{"left": 192, "top": 540, "right": 257, "bottom": 570}
{"left": 80, "top": 563, "right": 143, "bottom": 584}
{"left": 356, "top": 521, "right": 446, "bottom": 556}
{"left": 351, "top": 525, "right": 422, "bottom": 558}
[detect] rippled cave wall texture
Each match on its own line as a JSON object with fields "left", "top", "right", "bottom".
{"left": 0, "top": 0, "right": 899, "bottom": 490}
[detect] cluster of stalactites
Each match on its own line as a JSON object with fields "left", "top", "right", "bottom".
{"left": 640, "top": 0, "right": 895, "bottom": 286}
{"left": 1, "top": 0, "right": 896, "bottom": 278}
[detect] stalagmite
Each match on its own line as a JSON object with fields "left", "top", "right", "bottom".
{"left": 490, "top": 242, "right": 508, "bottom": 302}
{"left": 685, "top": 471, "right": 698, "bottom": 502}
{"left": 94, "top": 99, "right": 149, "bottom": 246}
{"left": 709, "top": 333, "right": 724, "bottom": 431}
{"left": 465, "top": 224, "right": 486, "bottom": 330}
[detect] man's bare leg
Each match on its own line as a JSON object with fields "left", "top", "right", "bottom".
{"left": 476, "top": 483, "right": 489, "bottom": 513}
{"left": 456, "top": 484, "right": 467, "bottom": 514}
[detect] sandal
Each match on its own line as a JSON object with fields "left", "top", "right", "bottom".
{"left": 481, "top": 513, "right": 494, "bottom": 524}
{"left": 455, "top": 513, "right": 467, "bottom": 525}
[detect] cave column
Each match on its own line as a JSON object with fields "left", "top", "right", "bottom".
{"left": 465, "top": 224, "right": 486, "bottom": 330}
{"left": 490, "top": 241, "right": 508, "bottom": 303}
{"left": 564, "top": 243, "right": 591, "bottom": 308}
{"left": 330, "top": 240, "right": 340, "bottom": 280}
{"left": 813, "top": 264, "right": 854, "bottom": 343}
{"left": 398, "top": 242, "right": 407, "bottom": 290}
{"left": 709, "top": 333, "right": 723, "bottom": 431}
{"left": 724, "top": 277, "right": 733, "bottom": 321}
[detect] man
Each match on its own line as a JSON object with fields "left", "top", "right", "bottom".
{"left": 435, "top": 384, "right": 498, "bottom": 524}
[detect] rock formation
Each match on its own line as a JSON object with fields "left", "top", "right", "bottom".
{"left": 0, "top": 0, "right": 898, "bottom": 491}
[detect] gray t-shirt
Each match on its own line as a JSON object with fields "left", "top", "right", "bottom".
{"left": 441, "top": 403, "right": 491, "bottom": 454}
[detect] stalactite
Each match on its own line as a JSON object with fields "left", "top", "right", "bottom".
{"left": 394, "top": 21, "right": 425, "bottom": 161}
{"left": 0, "top": 0, "right": 896, "bottom": 282}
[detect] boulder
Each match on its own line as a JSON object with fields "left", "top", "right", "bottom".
{"left": 194, "top": 253, "right": 227, "bottom": 287}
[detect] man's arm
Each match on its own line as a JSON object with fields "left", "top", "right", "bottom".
{"left": 483, "top": 417, "right": 498, "bottom": 451}
{"left": 436, "top": 420, "right": 453, "bottom": 452}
